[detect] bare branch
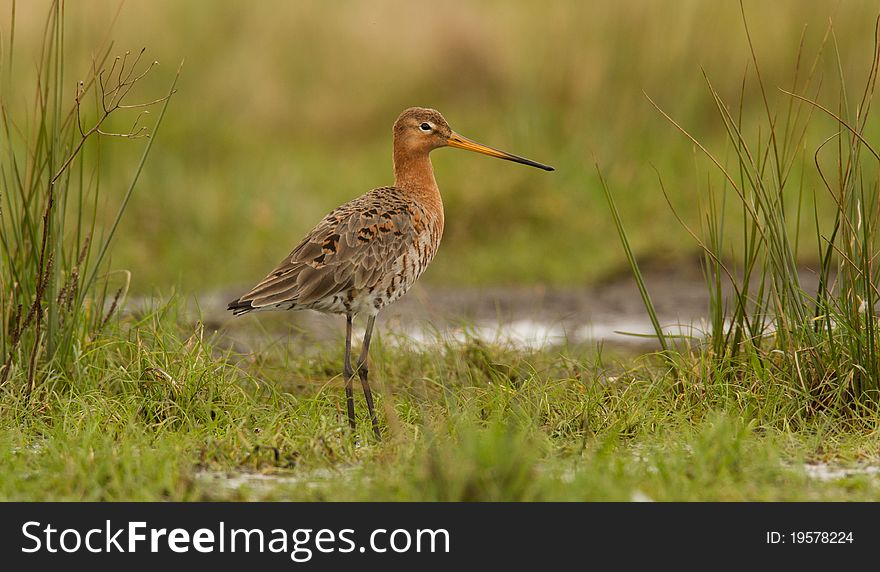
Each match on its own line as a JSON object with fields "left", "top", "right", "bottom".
{"left": 50, "top": 49, "right": 171, "bottom": 184}
{"left": 118, "top": 90, "right": 176, "bottom": 109}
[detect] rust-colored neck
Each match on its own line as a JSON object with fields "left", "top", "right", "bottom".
{"left": 394, "top": 146, "right": 436, "bottom": 190}
{"left": 393, "top": 146, "right": 444, "bottom": 217}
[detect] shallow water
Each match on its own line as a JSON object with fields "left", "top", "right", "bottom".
{"left": 390, "top": 317, "right": 713, "bottom": 350}
{"left": 129, "top": 266, "right": 818, "bottom": 353}
{"left": 801, "top": 462, "right": 880, "bottom": 482}
{"left": 194, "top": 461, "right": 880, "bottom": 500}
{"left": 187, "top": 267, "right": 742, "bottom": 352}
{"left": 196, "top": 468, "right": 354, "bottom": 495}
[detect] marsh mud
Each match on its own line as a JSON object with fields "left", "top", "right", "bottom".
{"left": 183, "top": 265, "right": 823, "bottom": 352}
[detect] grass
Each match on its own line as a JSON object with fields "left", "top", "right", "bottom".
{"left": 3, "top": 2, "right": 880, "bottom": 503}
{"left": 0, "top": 1, "right": 178, "bottom": 389}
{"left": 601, "top": 6, "right": 880, "bottom": 407}
{"left": 2, "top": 302, "right": 880, "bottom": 501}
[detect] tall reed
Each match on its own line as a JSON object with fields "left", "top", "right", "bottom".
{"left": 604, "top": 7, "right": 880, "bottom": 412}
{"left": 0, "top": 1, "right": 178, "bottom": 395}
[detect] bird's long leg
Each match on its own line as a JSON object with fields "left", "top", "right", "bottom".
{"left": 356, "top": 314, "right": 381, "bottom": 440}
{"left": 343, "top": 313, "right": 356, "bottom": 431}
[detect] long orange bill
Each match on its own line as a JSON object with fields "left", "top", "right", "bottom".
{"left": 447, "top": 132, "right": 554, "bottom": 171}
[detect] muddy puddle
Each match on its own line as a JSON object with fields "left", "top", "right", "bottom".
{"left": 196, "top": 467, "right": 360, "bottom": 498}
{"left": 801, "top": 462, "right": 880, "bottom": 482}
{"left": 195, "top": 461, "right": 880, "bottom": 500}
{"left": 182, "top": 266, "right": 821, "bottom": 352}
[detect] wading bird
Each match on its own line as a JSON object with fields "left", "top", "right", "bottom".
{"left": 228, "top": 107, "right": 553, "bottom": 438}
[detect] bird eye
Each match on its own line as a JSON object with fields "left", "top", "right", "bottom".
{"left": 419, "top": 122, "right": 432, "bottom": 132}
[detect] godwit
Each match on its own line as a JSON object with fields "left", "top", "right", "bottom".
{"left": 228, "top": 107, "right": 553, "bottom": 438}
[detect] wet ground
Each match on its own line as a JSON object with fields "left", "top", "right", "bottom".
{"left": 193, "top": 265, "right": 822, "bottom": 352}
{"left": 193, "top": 461, "right": 880, "bottom": 501}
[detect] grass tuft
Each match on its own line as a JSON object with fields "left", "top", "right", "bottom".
{"left": 0, "top": 1, "right": 178, "bottom": 394}
{"left": 604, "top": 8, "right": 880, "bottom": 414}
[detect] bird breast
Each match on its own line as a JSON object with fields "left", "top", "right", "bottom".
{"left": 346, "top": 203, "right": 443, "bottom": 315}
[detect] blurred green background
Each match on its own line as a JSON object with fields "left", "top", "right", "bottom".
{"left": 4, "top": 0, "right": 879, "bottom": 293}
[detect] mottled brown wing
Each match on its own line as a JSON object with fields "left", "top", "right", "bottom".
{"left": 229, "top": 188, "right": 419, "bottom": 313}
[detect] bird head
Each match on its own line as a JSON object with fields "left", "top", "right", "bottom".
{"left": 393, "top": 107, "right": 554, "bottom": 171}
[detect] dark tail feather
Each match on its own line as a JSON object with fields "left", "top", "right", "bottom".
{"left": 227, "top": 297, "right": 255, "bottom": 316}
